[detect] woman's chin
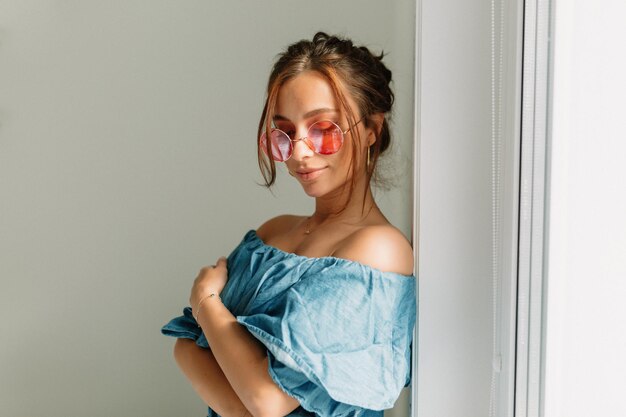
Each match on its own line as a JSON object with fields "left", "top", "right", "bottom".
{"left": 299, "top": 182, "right": 330, "bottom": 197}
{"left": 300, "top": 182, "right": 347, "bottom": 199}
{"left": 301, "top": 186, "right": 323, "bottom": 197}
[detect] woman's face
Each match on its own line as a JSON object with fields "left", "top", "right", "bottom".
{"left": 274, "top": 71, "right": 373, "bottom": 198}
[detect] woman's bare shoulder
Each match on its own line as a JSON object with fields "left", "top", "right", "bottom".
{"left": 255, "top": 214, "right": 305, "bottom": 241}
{"left": 331, "top": 224, "right": 415, "bottom": 276}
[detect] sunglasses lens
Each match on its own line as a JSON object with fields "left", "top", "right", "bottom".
{"left": 308, "top": 121, "right": 343, "bottom": 155}
{"left": 260, "top": 129, "right": 291, "bottom": 161}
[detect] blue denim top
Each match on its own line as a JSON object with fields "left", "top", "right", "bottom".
{"left": 161, "top": 229, "right": 417, "bottom": 417}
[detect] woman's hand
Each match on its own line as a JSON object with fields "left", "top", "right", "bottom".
{"left": 189, "top": 256, "right": 228, "bottom": 311}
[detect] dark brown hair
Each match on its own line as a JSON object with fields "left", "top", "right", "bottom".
{"left": 257, "top": 32, "right": 395, "bottom": 215}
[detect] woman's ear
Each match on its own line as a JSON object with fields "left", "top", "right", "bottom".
{"left": 367, "top": 113, "right": 385, "bottom": 146}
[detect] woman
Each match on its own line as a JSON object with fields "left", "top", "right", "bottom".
{"left": 162, "top": 32, "right": 417, "bottom": 417}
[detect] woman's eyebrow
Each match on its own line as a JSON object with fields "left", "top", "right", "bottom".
{"left": 273, "top": 108, "right": 339, "bottom": 122}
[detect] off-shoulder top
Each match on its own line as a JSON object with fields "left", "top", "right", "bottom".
{"left": 161, "top": 229, "right": 417, "bottom": 417}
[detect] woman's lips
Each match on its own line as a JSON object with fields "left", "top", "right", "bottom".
{"left": 296, "top": 167, "right": 327, "bottom": 181}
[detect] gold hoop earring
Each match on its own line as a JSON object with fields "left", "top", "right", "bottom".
{"left": 367, "top": 147, "right": 371, "bottom": 169}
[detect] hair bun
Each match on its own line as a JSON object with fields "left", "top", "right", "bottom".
{"left": 376, "top": 52, "right": 393, "bottom": 84}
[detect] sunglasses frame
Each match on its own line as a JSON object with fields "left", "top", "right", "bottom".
{"left": 260, "top": 117, "right": 364, "bottom": 162}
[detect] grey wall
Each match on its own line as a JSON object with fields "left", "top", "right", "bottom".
{"left": 0, "top": 1, "right": 415, "bottom": 416}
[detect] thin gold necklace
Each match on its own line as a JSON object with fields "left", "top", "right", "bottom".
{"left": 304, "top": 215, "right": 328, "bottom": 234}
{"left": 304, "top": 215, "right": 336, "bottom": 234}
{"left": 304, "top": 216, "right": 313, "bottom": 234}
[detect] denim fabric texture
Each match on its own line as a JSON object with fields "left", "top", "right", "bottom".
{"left": 161, "top": 229, "right": 417, "bottom": 417}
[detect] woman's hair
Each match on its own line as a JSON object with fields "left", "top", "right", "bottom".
{"left": 257, "top": 32, "right": 395, "bottom": 215}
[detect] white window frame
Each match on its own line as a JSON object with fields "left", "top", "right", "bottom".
{"left": 410, "top": 0, "right": 552, "bottom": 416}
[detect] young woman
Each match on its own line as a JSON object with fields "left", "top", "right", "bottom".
{"left": 162, "top": 32, "right": 417, "bottom": 417}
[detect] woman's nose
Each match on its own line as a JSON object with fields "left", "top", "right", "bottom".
{"left": 290, "top": 136, "right": 314, "bottom": 161}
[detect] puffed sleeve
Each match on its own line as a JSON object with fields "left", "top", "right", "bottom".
{"left": 235, "top": 260, "right": 416, "bottom": 415}
{"left": 161, "top": 306, "right": 210, "bottom": 349}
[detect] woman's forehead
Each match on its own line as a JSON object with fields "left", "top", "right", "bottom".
{"left": 273, "top": 108, "right": 339, "bottom": 123}
{"left": 274, "top": 72, "right": 353, "bottom": 121}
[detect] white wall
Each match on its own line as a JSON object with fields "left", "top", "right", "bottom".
{"left": 415, "top": 0, "right": 522, "bottom": 416}
{"left": 544, "top": 1, "right": 626, "bottom": 416}
{"left": 0, "top": 1, "right": 416, "bottom": 416}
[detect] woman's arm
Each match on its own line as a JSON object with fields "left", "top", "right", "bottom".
{"left": 195, "top": 297, "right": 301, "bottom": 417}
{"left": 173, "top": 338, "right": 249, "bottom": 417}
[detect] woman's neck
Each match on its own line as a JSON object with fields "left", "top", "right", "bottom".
{"left": 310, "top": 175, "right": 377, "bottom": 226}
